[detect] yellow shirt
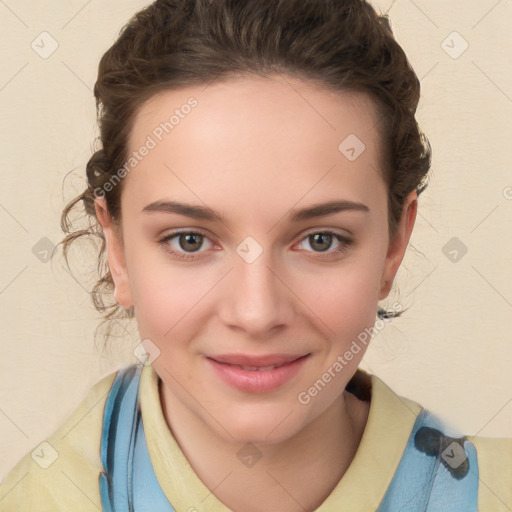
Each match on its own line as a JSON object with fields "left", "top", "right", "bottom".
{"left": 1, "top": 363, "right": 511, "bottom": 511}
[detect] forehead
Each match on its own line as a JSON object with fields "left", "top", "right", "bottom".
{"left": 123, "top": 75, "right": 386, "bottom": 217}
{"left": 130, "top": 74, "right": 382, "bottom": 153}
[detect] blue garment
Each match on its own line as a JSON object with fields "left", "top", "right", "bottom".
{"left": 377, "top": 410, "right": 479, "bottom": 511}
{"left": 99, "top": 364, "right": 174, "bottom": 511}
{"left": 99, "top": 364, "right": 479, "bottom": 511}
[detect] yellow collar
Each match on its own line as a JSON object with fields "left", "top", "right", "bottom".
{"left": 140, "top": 363, "right": 422, "bottom": 511}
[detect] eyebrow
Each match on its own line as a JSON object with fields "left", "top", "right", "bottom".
{"left": 141, "top": 199, "right": 370, "bottom": 223}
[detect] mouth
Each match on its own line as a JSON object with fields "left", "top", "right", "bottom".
{"left": 206, "top": 353, "right": 310, "bottom": 370}
{"left": 205, "top": 353, "right": 312, "bottom": 393}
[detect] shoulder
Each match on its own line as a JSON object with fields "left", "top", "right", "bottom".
{"left": 0, "top": 368, "right": 120, "bottom": 512}
{"left": 396, "top": 408, "right": 512, "bottom": 511}
{"left": 470, "top": 435, "right": 512, "bottom": 511}
{"left": 411, "top": 411, "right": 512, "bottom": 510}
{"left": 367, "top": 374, "right": 512, "bottom": 510}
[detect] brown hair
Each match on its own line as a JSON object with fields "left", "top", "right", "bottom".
{"left": 60, "top": 0, "right": 431, "bottom": 349}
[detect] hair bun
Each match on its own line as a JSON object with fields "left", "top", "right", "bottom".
{"left": 86, "top": 149, "right": 109, "bottom": 185}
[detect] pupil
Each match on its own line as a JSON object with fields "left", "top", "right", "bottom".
{"left": 311, "top": 233, "right": 331, "bottom": 252}
{"left": 181, "top": 233, "right": 202, "bottom": 252}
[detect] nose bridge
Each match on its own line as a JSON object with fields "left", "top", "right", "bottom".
{"left": 221, "top": 238, "right": 293, "bottom": 334}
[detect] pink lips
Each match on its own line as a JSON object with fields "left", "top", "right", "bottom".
{"left": 205, "top": 353, "right": 310, "bottom": 393}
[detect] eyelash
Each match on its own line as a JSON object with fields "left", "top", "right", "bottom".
{"left": 158, "top": 229, "right": 353, "bottom": 261}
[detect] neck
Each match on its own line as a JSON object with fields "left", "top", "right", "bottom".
{"left": 159, "top": 382, "right": 370, "bottom": 512}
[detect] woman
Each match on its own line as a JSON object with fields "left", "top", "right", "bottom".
{"left": 1, "top": 0, "right": 510, "bottom": 510}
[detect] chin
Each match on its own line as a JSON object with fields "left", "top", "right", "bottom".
{"left": 210, "top": 406, "right": 308, "bottom": 447}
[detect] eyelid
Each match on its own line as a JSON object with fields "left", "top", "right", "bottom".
{"left": 294, "top": 229, "right": 353, "bottom": 255}
{"left": 159, "top": 228, "right": 217, "bottom": 249}
{"left": 299, "top": 226, "right": 353, "bottom": 240}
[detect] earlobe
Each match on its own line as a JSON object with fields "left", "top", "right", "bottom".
{"left": 94, "top": 198, "right": 134, "bottom": 308}
{"left": 378, "top": 190, "right": 418, "bottom": 300}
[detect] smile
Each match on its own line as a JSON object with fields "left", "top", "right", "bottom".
{"left": 205, "top": 354, "right": 311, "bottom": 393}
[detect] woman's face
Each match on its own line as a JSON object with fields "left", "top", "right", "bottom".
{"left": 96, "top": 74, "right": 416, "bottom": 444}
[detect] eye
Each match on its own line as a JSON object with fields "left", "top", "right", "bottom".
{"left": 159, "top": 230, "right": 214, "bottom": 261}
{"left": 158, "top": 229, "right": 353, "bottom": 262}
{"left": 296, "top": 230, "right": 353, "bottom": 257}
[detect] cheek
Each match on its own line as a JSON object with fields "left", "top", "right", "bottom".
{"left": 299, "top": 254, "right": 384, "bottom": 333}
{"left": 125, "top": 245, "right": 197, "bottom": 340}
{"left": 126, "top": 225, "right": 387, "bottom": 345}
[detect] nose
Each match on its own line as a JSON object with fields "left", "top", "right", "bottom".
{"left": 217, "top": 247, "right": 296, "bottom": 337}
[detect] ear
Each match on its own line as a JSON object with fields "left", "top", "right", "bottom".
{"left": 94, "top": 197, "right": 134, "bottom": 308}
{"left": 379, "top": 190, "right": 418, "bottom": 300}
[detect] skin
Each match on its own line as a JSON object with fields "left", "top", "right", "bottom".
{"left": 95, "top": 74, "right": 417, "bottom": 512}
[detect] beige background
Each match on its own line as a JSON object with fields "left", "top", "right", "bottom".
{"left": 1, "top": 0, "right": 511, "bottom": 482}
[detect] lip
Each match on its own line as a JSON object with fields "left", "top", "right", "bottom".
{"left": 208, "top": 353, "right": 308, "bottom": 367}
{"left": 205, "top": 353, "right": 311, "bottom": 393}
